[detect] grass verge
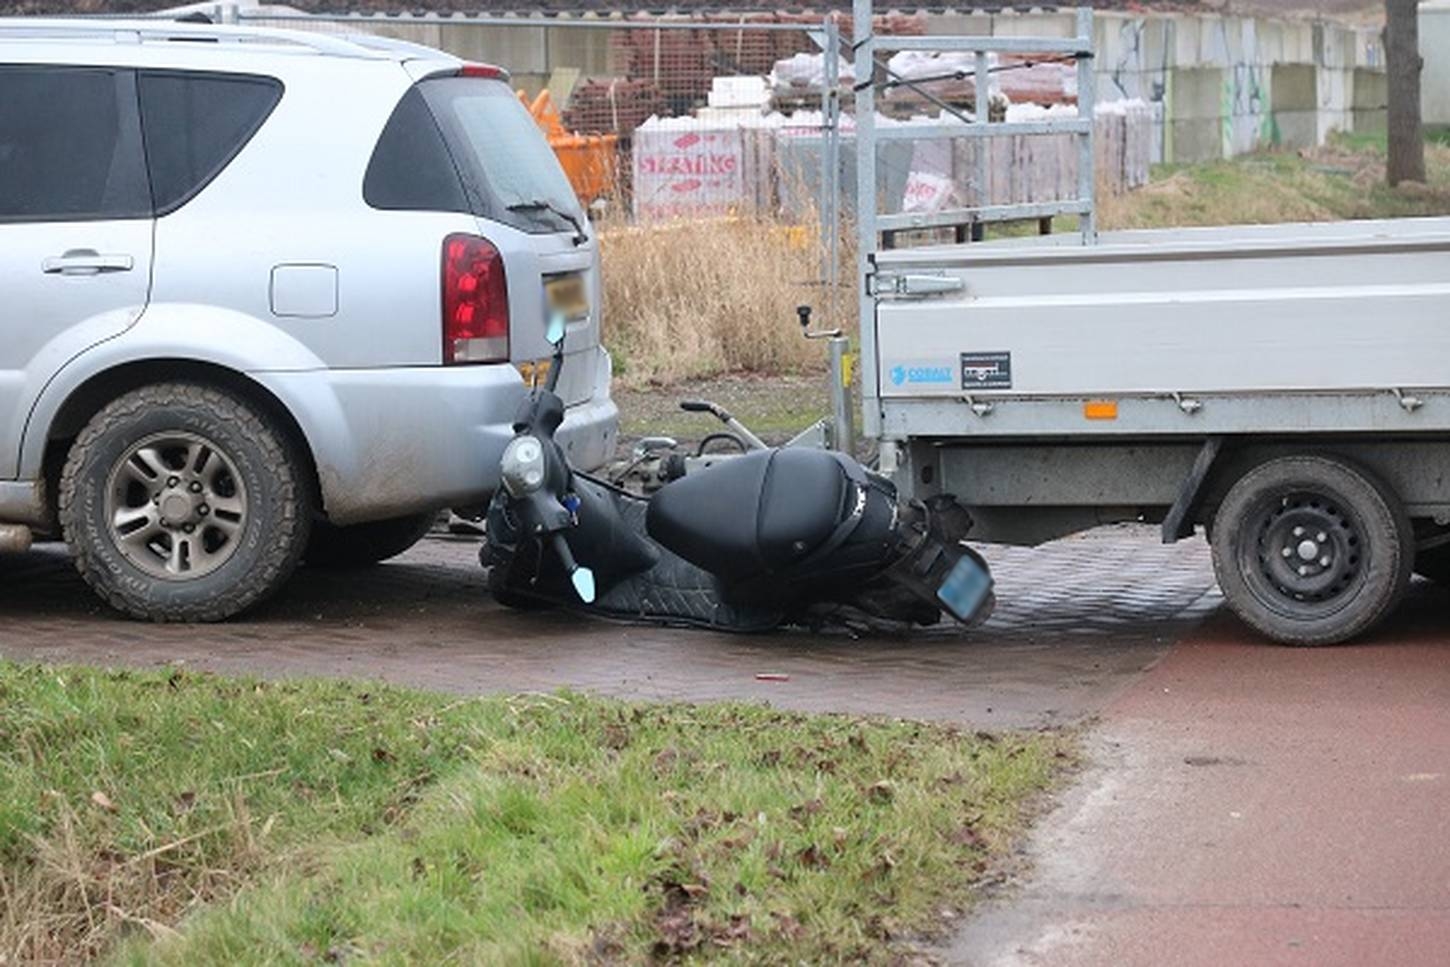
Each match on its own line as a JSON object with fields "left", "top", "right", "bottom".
{"left": 0, "top": 661, "right": 1071, "bottom": 964}
{"left": 1099, "top": 132, "right": 1450, "bottom": 230}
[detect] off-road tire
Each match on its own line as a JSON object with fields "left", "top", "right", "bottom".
{"left": 304, "top": 512, "right": 436, "bottom": 568}
{"left": 1210, "top": 454, "right": 1413, "bottom": 646}
{"left": 58, "top": 383, "right": 311, "bottom": 622}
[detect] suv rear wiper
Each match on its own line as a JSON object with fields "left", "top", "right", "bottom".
{"left": 506, "top": 200, "right": 589, "bottom": 246}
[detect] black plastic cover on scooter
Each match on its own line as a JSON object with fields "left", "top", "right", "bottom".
{"left": 645, "top": 448, "right": 898, "bottom": 596}
{"left": 484, "top": 473, "right": 786, "bottom": 631}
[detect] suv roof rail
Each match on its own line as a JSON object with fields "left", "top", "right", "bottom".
{"left": 339, "top": 31, "right": 452, "bottom": 60}
{"left": 0, "top": 18, "right": 428, "bottom": 60}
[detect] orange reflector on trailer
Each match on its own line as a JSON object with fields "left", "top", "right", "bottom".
{"left": 1084, "top": 400, "right": 1118, "bottom": 420}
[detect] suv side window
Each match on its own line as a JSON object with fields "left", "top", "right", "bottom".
{"left": 138, "top": 70, "right": 283, "bottom": 214}
{"left": 363, "top": 87, "right": 469, "bottom": 214}
{"left": 0, "top": 66, "right": 150, "bottom": 222}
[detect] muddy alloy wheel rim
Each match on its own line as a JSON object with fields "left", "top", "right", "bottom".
{"left": 104, "top": 431, "right": 249, "bottom": 581}
{"left": 1247, "top": 489, "right": 1365, "bottom": 616}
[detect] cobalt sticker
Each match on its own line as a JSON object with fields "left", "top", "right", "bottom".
{"left": 889, "top": 362, "right": 956, "bottom": 387}
{"left": 960, "top": 352, "right": 1012, "bottom": 389}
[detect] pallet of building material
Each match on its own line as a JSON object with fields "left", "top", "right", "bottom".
{"left": 608, "top": 20, "right": 717, "bottom": 111}
{"left": 995, "top": 54, "right": 1077, "bottom": 106}
{"left": 880, "top": 50, "right": 1010, "bottom": 120}
{"left": 563, "top": 77, "right": 666, "bottom": 137}
{"left": 700, "top": 14, "right": 797, "bottom": 77}
{"left": 939, "top": 99, "right": 1152, "bottom": 213}
{"left": 631, "top": 115, "right": 769, "bottom": 223}
{"left": 810, "top": 11, "right": 927, "bottom": 39}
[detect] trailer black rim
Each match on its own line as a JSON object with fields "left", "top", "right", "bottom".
{"left": 1243, "top": 489, "right": 1366, "bottom": 617}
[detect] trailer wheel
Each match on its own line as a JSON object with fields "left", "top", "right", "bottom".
{"left": 1211, "top": 455, "right": 1412, "bottom": 646}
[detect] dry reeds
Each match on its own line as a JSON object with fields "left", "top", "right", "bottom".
{"left": 599, "top": 216, "right": 849, "bottom": 387}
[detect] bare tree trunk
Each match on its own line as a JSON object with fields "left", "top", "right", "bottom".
{"left": 1385, "top": 0, "right": 1425, "bottom": 185}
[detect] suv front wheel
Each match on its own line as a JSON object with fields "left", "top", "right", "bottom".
{"left": 58, "top": 382, "right": 311, "bottom": 622}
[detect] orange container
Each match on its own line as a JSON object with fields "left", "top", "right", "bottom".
{"left": 520, "top": 89, "right": 619, "bottom": 206}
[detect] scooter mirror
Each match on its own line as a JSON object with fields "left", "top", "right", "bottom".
{"left": 545, "top": 310, "right": 567, "bottom": 348}
{"left": 571, "top": 566, "right": 596, "bottom": 604}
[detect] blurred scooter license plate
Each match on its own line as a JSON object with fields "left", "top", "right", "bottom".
{"left": 936, "top": 553, "right": 992, "bottom": 623}
{"left": 546, "top": 275, "right": 589, "bottom": 320}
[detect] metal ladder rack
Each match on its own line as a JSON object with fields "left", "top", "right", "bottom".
{"left": 850, "top": 2, "right": 1098, "bottom": 440}
{"left": 850, "top": 3, "right": 1096, "bottom": 248}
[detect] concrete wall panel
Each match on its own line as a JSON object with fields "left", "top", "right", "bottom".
{"left": 1423, "top": 6, "right": 1450, "bottom": 125}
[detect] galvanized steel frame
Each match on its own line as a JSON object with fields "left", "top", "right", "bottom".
{"left": 851, "top": 2, "right": 1097, "bottom": 438}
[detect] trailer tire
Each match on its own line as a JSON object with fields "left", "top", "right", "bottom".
{"left": 1211, "top": 455, "right": 1412, "bottom": 646}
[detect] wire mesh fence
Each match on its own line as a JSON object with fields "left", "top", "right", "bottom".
{"left": 236, "top": 12, "right": 861, "bottom": 226}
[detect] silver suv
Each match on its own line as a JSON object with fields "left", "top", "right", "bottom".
{"left": 0, "top": 19, "right": 618, "bottom": 620}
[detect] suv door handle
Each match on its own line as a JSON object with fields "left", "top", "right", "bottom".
{"left": 42, "top": 250, "right": 134, "bottom": 276}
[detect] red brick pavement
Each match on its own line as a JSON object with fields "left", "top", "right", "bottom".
{"left": 0, "top": 524, "right": 1218, "bottom": 726}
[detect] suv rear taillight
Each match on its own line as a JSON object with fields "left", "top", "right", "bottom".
{"left": 442, "top": 233, "right": 509, "bottom": 364}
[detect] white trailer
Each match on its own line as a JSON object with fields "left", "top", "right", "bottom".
{"left": 848, "top": 5, "right": 1450, "bottom": 645}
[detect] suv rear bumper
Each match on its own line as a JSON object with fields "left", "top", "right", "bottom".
{"left": 256, "top": 348, "right": 617, "bottom": 526}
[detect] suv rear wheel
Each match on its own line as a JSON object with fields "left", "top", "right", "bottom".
{"left": 304, "top": 512, "right": 435, "bottom": 568}
{"left": 58, "top": 383, "right": 311, "bottom": 621}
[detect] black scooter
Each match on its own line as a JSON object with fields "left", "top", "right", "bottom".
{"left": 480, "top": 327, "right": 994, "bottom": 633}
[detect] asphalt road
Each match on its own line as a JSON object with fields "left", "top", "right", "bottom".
{"left": 948, "top": 586, "right": 1450, "bottom": 967}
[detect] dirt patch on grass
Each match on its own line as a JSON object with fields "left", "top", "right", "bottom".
{"left": 615, "top": 372, "right": 830, "bottom": 449}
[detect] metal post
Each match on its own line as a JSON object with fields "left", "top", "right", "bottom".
{"left": 822, "top": 17, "right": 841, "bottom": 336}
{"left": 852, "top": 0, "right": 880, "bottom": 439}
{"left": 1075, "top": 5, "right": 1097, "bottom": 244}
{"left": 828, "top": 335, "right": 855, "bottom": 455}
{"left": 974, "top": 50, "right": 990, "bottom": 215}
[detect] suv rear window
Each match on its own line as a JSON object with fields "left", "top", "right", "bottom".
{"left": 0, "top": 66, "right": 150, "bottom": 222}
{"left": 364, "top": 76, "right": 585, "bottom": 236}
{"left": 138, "top": 70, "right": 282, "bottom": 214}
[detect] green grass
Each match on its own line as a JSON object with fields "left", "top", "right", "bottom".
{"left": 0, "top": 662, "right": 1070, "bottom": 964}
{"left": 1099, "top": 132, "right": 1450, "bottom": 231}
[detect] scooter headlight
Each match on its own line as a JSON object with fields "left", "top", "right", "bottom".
{"left": 501, "top": 435, "right": 547, "bottom": 497}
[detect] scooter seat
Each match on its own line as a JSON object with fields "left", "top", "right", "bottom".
{"left": 646, "top": 448, "right": 854, "bottom": 583}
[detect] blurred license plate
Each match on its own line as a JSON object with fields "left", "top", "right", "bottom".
{"left": 936, "top": 553, "right": 993, "bottom": 623}
{"left": 546, "top": 275, "right": 589, "bottom": 320}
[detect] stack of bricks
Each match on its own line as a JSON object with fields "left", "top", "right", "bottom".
{"left": 562, "top": 77, "right": 667, "bottom": 137}
{"left": 805, "top": 10, "right": 928, "bottom": 40}
{"left": 607, "top": 19, "right": 717, "bottom": 113}
{"left": 603, "top": 12, "right": 927, "bottom": 114}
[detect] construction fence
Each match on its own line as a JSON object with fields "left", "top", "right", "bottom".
{"left": 228, "top": 8, "right": 1152, "bottom": 234}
